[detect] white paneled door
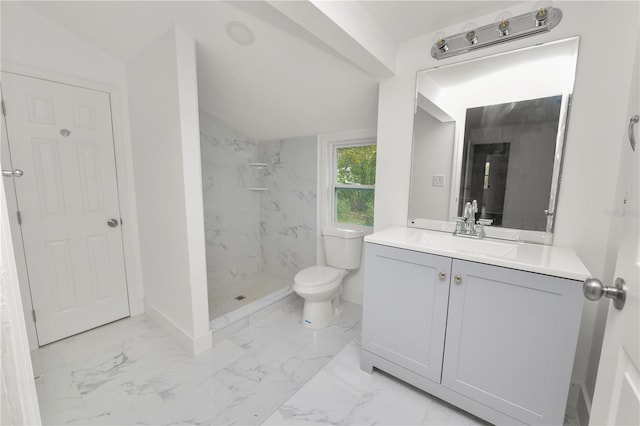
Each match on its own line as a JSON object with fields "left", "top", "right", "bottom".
{"left": 589, "top": 43, "right": 640, "bottom": 425}
{"left": 1, "top": 72, "right": 129, "bottom": 346}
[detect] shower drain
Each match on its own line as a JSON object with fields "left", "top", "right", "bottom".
{"left": 234, "top": 295, "right": 247, "bottom": 301}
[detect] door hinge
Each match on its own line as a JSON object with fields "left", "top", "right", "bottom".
{"left": 32, "top": 309, "right": 36, "bottom": 323}
{"left": 16, "top": 210, "right": 22, "bottom": 225}
{"left": 1, "top": 100, "right": 6, "bottom": 117}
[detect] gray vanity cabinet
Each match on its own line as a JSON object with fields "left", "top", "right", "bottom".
{"left": 443, "top": 259, "right": 583, "bottom": 425}
{"left": 361, "top": 242, "right": 584, "bottom": 426}
{"left": 361, "top": 243, "right": 451, "bottom": 384}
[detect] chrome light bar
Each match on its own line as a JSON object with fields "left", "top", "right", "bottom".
{"left": 431, "top": 7, "right": 563, "bottom": 60}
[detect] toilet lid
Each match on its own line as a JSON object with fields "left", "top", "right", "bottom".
{"left": 295, "top": 266, "right": 342, "bottom": 287}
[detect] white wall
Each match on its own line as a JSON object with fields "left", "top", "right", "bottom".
{"left": 0, "top": 2, "right": 145, "bottom": 349}
{"left": 126, "top": 27, "right": 211, "bottom": 356}
{"left": 374, "top": 0, "right": 639, "bottom": 417}
{"left": 409, "top": 108, "right": 455, "bottom": 221}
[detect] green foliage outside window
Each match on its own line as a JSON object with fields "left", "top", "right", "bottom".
{"left": 335, "top": 145, "right": 376, "bottom": 226}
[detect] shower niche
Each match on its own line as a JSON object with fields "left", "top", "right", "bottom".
{"left": 248, "top": 162, "right": 268, "bottom": 191}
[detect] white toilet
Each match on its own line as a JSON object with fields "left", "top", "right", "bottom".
{"left": 293, "top": 226, "right": 364, "bottom": 329}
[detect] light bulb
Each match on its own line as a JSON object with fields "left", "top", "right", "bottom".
{"left": 533, "top": 1, "right": 554, "bottom": 27}
{"left": 432, "top": 31, "right": 448, "bottom": 53}
{"left": 462, "top": 22, "right": 478, "bottom": 45}
{"left": 432, "top": 31, "right": 446, "bottom": 44}
{"left": 496, "top": 12, "right": 512, "bottom": 36}
{"left": 435, "top": 37, "right": 448, "bottom": 53}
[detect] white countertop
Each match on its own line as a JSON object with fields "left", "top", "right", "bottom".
{"left": 364, "top": 227, "right": 591, "bottom": 281}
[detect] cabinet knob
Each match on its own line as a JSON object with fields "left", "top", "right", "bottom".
{"left": 439, "top": 272, "right": 446, "bottom": 281}
{"left": 454, "top": 275, "right": 462, "bottom": 284}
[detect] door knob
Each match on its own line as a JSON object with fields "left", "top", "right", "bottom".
{"left": 583, "top": 277, "right": 626, "bottom": 310}
{"left": 107, "top": 218, "right": 119, "bottom": 228}
{"left": 2, "top": 169, "right": 23, "bottom": 178}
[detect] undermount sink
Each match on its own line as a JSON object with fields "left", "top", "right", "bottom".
{"left": 421, "top": 231, "right": 519, "bottom": 258}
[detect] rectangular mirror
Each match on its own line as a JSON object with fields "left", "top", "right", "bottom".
{"left": 408, "top": 37, "right": 579, "bottom": 244}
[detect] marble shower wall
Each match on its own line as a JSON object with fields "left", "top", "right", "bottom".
{"left": 200, "top": 112, "right": 261, "bottom": 286}
{"left": 200, "top": 112, "right": 317, "bottom": 288}
{"left": 259, "top": 138, "right": 317, "bottom": 281}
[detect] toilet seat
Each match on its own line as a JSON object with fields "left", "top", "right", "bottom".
{"left": 294, "top": 265, "right": 343, "bottom": 288}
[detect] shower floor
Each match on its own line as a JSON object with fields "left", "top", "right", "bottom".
{"left": 207, "top": 271, "right": 292, "bottom": 320}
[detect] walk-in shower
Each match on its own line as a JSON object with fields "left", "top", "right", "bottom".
{"left": 199, "top": 112, "right": 317, "bottom": 322}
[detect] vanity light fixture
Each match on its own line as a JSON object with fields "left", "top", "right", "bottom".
{"left": 431, "top": 7, "right": 562, "bottom": 60}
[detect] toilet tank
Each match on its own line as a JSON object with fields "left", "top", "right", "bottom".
{"left": 322, "top": 226, "right": 364, "bottom": 270}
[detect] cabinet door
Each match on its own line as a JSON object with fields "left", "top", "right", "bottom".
{"left": 443, "top": 259, "right": 583, "bottom": 425}
{"left": 362, "top": 243, "right": 452, "bottom": 383}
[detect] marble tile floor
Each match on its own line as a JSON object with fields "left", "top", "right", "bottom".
{"left": 265, "top": 343, "right": 583, "bottom": 426}
{"left": 208, "top": 272, "right": 292, "bottom": 320}
{"left": 31, "top": 299, "right": 361, "bottom": 425}
{"left": 29, "top": 298, "right": 578, "bottom": 426}
{"left": 264, "top": 341, "right": 487, "bottom": 426}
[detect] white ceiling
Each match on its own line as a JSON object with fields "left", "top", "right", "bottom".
{"left": 360, "top": 1, "right": 521, "bottom": 43}
{"left": 22, "top": 1, "right": 524, "bottom": 141}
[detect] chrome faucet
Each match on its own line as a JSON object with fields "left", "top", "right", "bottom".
{"left": 454, "top": 200, "right": 485, "bottom": 239}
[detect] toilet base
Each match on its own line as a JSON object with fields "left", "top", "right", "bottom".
{"left": 301, "top": 298, "right": 339, "bottom": 329}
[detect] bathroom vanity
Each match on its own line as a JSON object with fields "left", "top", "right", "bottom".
{"left": 360, "top": 227, "right": 589, "bottom": 426}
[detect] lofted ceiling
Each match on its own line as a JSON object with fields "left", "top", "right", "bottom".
{"left": 19, "top": 1, "right": 522, "bottom": 141}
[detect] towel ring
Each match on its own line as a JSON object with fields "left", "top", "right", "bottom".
{"left": 629, "top": 115, "right": 639, "bottom": 151}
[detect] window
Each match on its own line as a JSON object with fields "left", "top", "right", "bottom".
{"left": 332, "top": 143, "right": 376, "bottom": 226}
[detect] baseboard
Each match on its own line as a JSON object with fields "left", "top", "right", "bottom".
{"left": 129, "top": 298, "right": 145, "bottom": 316}
{"left": 192, "top": 329, "right": 213, "bottom": 356}
{"left": 144, "top": 301, "right": 212, "bottom": 356}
